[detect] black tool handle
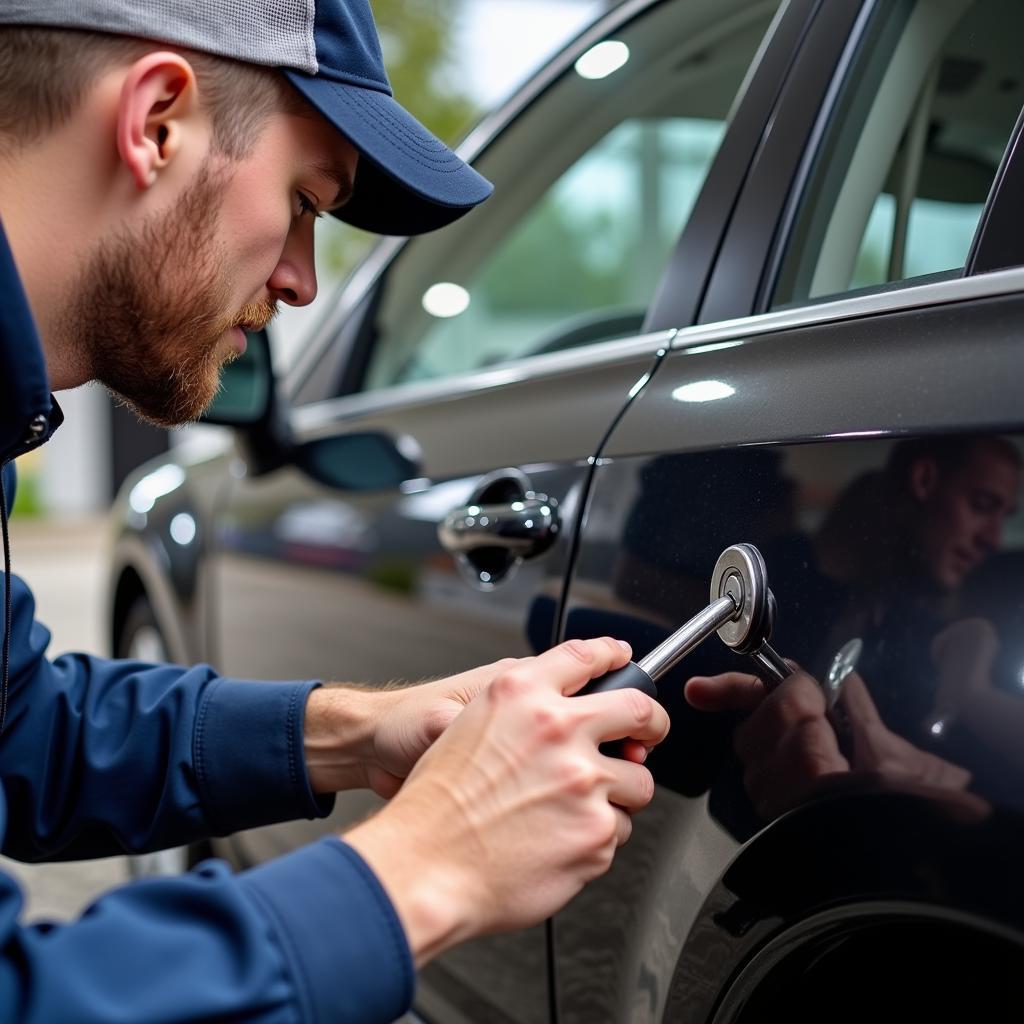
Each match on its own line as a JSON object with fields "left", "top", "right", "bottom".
{"left": 576, "top": 662, "right": 658, "bottom": 758}
{"left": 577, "top": 661, "right": 658, "bottom": 699}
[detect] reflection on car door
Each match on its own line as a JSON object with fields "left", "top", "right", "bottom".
{"left": 556, "top": 278, "right": 1024, "bottom": 1021}
{"left": 555, "top": 0, "right": 1024, "bottom": 1015}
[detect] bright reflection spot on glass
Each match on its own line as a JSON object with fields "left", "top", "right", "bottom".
{"left": 511, "top": 501, "right": 525, "bottom": 512}
{"left": 930, "top": 719, "right": 946, "bottom": 737}
{"left": 524, "top": 520, "right": 534, "bottom": 529}
{"left": 480, "top": 571, "right": 491, "bottom": 583}
{"left": 540, "top": 507, "right": 551, "bottom": 517}
{"left": 671, "top": 380, "right": 736, "bottom": 403}
{"left": 479, "top": 516, "right": 489, "bottom": 527}
{"left": 467, "top": 506, "right": 481, "bottom": 517}
{"left": 169, "top": 513, "right": 197, "bottom": 546}
{"left": 422, "top": 282, "right": 470, "bottom": 318}
{"left": 129, "top": 464, "right": 186, "bottom": 515}
{"left": 575, "top": 40, "right": 630, "bottom": 80}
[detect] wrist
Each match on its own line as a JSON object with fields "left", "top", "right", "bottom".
{"left": 304, "top": 685, "right": 394, "bottom": 793}
{"left": 344, "top": 806, "right": 475, "bottom": 967}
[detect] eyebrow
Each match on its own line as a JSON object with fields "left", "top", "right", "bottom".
{"left": 311, "top": 160, "right": 356, "bottom": 211}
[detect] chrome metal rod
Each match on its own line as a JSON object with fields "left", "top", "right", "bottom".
{"left": 638, "top": 595, "right": 738, "bottom": 682}
{"left": 751, "top": 643, "right": 791, "bottom": 688}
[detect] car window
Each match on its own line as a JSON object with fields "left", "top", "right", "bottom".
{"left": 772, "top": 0, "right": 1024, "bottom": 310}
{"left": 358, "top": 0, "right": 784, "bottom": 393}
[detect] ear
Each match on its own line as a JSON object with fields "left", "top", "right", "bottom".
{"left": 909, "top": 457, "right": 939, "bottom": 502}
{"left": 116, "top": 52, "right": 200, "bottom": 191}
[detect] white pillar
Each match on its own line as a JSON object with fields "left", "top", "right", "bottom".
{"left": 40, "top": 384, "right": 112, "bottom": 518}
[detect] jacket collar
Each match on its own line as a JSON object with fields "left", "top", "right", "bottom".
{"left": 0, "top": 219, "right": 62, "bottom": 466}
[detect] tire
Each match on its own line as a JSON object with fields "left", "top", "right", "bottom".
{"left": 115, "top": 594, "right": 212, "bottom": 877}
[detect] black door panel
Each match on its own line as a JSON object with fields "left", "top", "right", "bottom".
{"left": 556, "top": 287, "right": 1024, "bottom": 1019}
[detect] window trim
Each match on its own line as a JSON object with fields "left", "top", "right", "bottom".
{"left": 966, "top": 103, "right": 1024, "bottom": 276}
{"left": 673, "top": 262, "right": 1024, "bottom": 354}
{"left": 290, "top": 328, "right": 678, "bottom": 441}
{"left": 696, "top": 0, "right": 873, "bottom": 324}
{"left": 644, "top": 0, "right": 819, "bottom": 332}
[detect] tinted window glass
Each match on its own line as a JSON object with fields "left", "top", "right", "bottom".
{"left": 360, "top": 0, "right": 783, "bottom": 392}
{"left": 773, "top": 0, "right": 1024, "bottom": 309}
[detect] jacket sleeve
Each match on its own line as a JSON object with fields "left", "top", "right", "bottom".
{"left": 0, "top": 571, "right": 334, "bottom": 861}
{"left": 0, "top": 836, "right": 415, "bottom": 1024}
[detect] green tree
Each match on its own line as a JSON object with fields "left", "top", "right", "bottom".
{"left": 318, "top": 0, "right": 479, "bottom": 280}
{"left": 376, "top": 0, "right": 478, "bottom": 145}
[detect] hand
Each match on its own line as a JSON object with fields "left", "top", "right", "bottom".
{"left": 836, "top": 671, "right": 971, "bottom": 791}
{"left": 344, "top": 638, "right": 670, "bottom": 966}
{"left": 685, "top": 667, "right": 971, "bottom": 821}
{"left": 686, "top": 669, "right": 848, "bottom": 819}
{"left": 930, "top": 617, "right": 999, "bottom": 717}
{"left": 304, "top": 659, "right": 517, "bottom": 798}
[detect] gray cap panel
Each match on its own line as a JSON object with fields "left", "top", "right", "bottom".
{"left": 0, "top": 0, "right": 318, "bottom": 75}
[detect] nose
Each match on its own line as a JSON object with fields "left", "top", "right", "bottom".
{"left": 266, "top": 220, "right": 318, "bottom": 307}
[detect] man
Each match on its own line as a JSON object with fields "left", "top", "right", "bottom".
{"left": 0, "top": 3, "right": 669, "bottom": 1021}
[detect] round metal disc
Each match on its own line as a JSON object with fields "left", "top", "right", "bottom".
{"left": 823, "top": 637, "right": 863, "bottom": 709}
{"left": 711, "top": 543, "right": 770, "bottom": 653}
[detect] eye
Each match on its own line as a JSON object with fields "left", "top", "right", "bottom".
{"left": 296, "top": 191, "right": 323, "bottom": 220}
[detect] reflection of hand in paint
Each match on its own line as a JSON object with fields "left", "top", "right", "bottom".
{"left": 685, "top": 666, "right": 970, "bottom": 822}
{"left": 929, "top": 617, "right": 1000, "bottom": 724}
{"left": 837, "top": 671, "right": 971, "bottom": 792}
{"left": 930, "top": 616, "right": 1024, "bottom": 775}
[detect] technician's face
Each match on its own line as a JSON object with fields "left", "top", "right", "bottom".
{"left": 66, "top": 111, "right": 357, "bottom": 426}
{"left": 918, "top": 447, "right": 1021, "bottom": 590}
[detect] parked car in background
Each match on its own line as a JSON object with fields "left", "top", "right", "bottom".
{"left": 109, "top": 0, "right": 1024, "bottom": 1019}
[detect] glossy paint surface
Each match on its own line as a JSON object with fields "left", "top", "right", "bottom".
{"left": 556, "top": 287, "right": 1024, "bottom": 1020}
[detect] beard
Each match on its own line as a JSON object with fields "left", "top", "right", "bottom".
{"left": 62, "top": 159, "right": 276, "bottom": 427}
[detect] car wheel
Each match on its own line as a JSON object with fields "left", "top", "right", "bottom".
{"left": 116, "top": 594, "right": 211, "bottom": 877}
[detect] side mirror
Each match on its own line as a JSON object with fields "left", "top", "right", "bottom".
{"left": 202, "top": 331, "right": 273, "bottom": 426}
{"left": 296, "top": 432, "right": 422, "bottom": 492}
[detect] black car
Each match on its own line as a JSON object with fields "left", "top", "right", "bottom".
{"left": 109, "top": 0, "right": 1024, "bottom": 1019}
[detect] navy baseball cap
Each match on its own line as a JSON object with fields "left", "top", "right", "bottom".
{"left": 0, "top": 0, "right": 494, "bottom": 236}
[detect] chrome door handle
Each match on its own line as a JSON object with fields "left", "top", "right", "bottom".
{"left": 439, "top": 496, "right": 560, "bottom": 559}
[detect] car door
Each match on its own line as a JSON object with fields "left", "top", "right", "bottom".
{"left": 206, "top": 1, "right": 799, "bottom": 1020}
{"left": 556, "top": 0, "right": 1024, "bottom": 1019}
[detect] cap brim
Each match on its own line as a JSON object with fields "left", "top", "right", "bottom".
{"left": 284, "top": 71, "right": 493, "bottom": 236}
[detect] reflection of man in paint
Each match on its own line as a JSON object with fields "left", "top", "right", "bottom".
{"left": 687, "top": 435, "right": 1023, "bottom": 821}
{"left": 811, "top": 435, "right": 1021, "bottom": 609}
{"left": 909, "top": 436, "right": 1021, "bottom": 591}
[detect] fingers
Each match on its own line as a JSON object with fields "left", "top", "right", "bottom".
{"left": 614, "top": 807, "right": 633, "bottom": 847}
{"left": 575, "top": 686, "right": 670, "bottom": 748}
{"left": 603, "top": 755, "right": 655, "bottom": 815}
{"left": 732, "top": 671, "right": 828, "bottom": 763}
{"left": 555, "top": 637, "right": 633, "bottom": 695}
{"left": 836, "top": 671, "right": 882, "bottom": 726}
{"left": 685, "top": 672, "right": 766, "bottom": 712}
{"left": 741, "top": 724, "right": 848, "bottom": 818}
{"left": 617, "top": 738, "right": 650, "bottom": 765}
{"left": 489, "top": 634, "right": 630, "bottom": 700}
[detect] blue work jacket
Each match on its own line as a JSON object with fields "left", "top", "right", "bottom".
{"left": 0, "top": 221, "right": 413, "bottom": 1022}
